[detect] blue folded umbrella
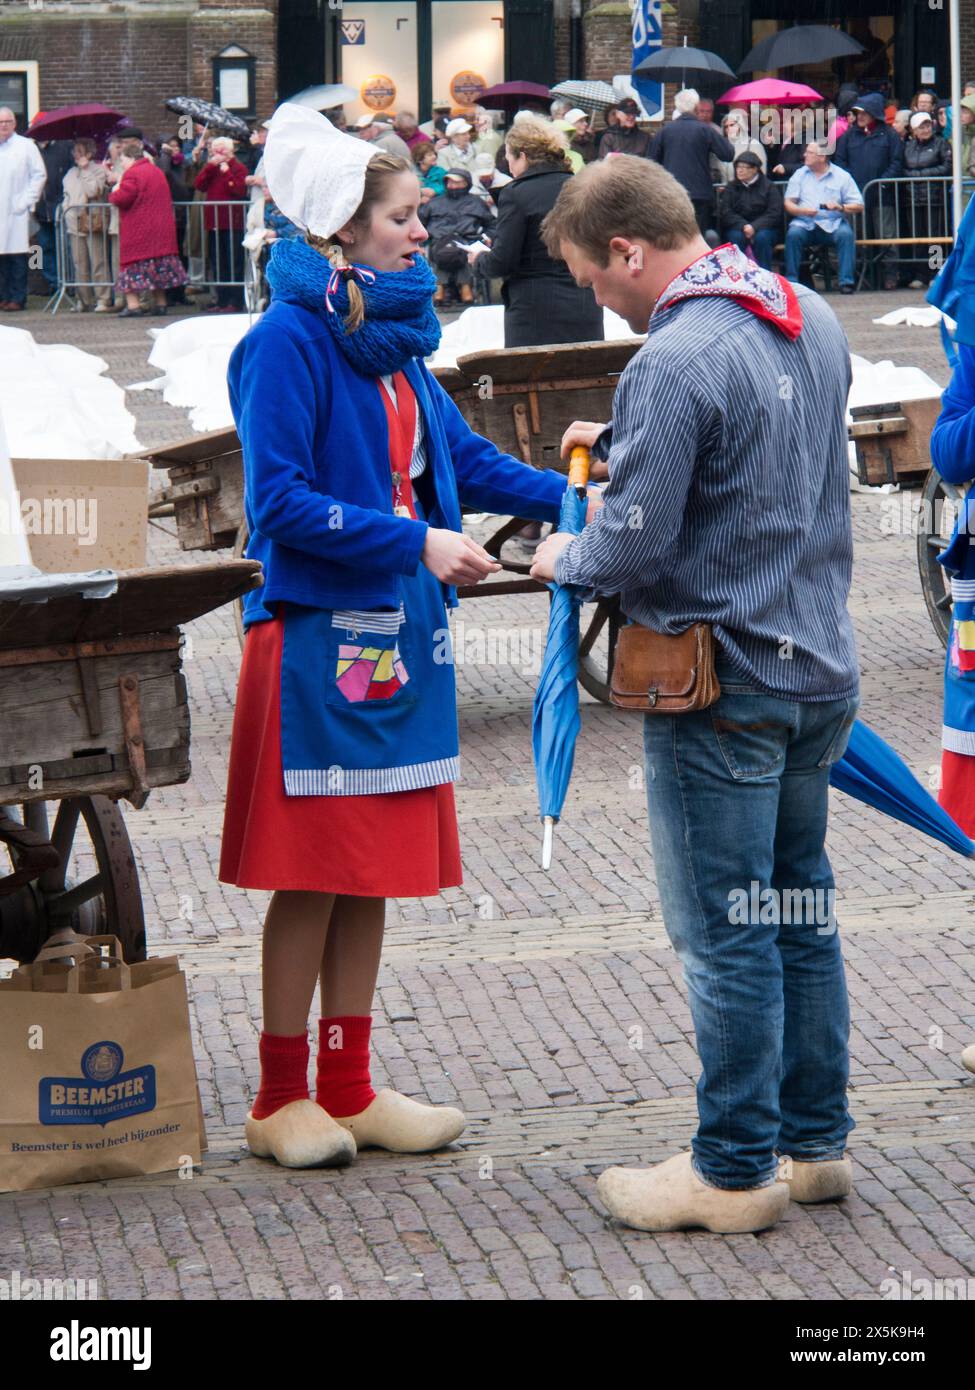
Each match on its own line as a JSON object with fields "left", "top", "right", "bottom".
{"left": 830, "top": 719, "right": 975, "bottom": 858}
{"left": 532, "top": 482, "right": 589, "bottom": 869}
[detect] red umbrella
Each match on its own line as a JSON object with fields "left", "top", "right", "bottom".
{"left": 28, "top": 103, "right": 126, "bottom": 142}
{"left": 477, "top": 81, "right": 552, "bottom": 111}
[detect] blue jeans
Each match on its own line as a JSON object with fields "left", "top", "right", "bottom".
{"left": 0, "top": 252, "right": 29, "bottom": 306}
{"left": 726, "top": 226, "right": 778, "bottom": 271}
{"left": 33, "top": 221, "right": 59, "bottom": 291}
{"left": 784, "top": 220, "right": 856, "bottom": 287}
{"left": 642, "top": 658, "right": 859, "bottom": 1189}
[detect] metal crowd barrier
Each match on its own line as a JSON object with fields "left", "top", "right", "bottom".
{"left": 713, "top": 175, "right": 975, "bottom": 288}
{"left": 45, "top": 198, "right": 254, "bottom": 315}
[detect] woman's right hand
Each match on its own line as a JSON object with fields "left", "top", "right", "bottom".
{"left": 421, "top": 528, "right": 502, "bottom": 585}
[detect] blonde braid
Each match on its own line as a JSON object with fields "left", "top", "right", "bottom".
{"left": 306, "top": 231, "right": 366, "bottom": 332}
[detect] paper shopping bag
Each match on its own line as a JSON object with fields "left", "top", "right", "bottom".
{"left": 0, "top": 935, "right": 205, "bottom": 1192}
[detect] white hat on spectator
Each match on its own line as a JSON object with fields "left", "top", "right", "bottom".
{"left": 445, "top": 117, "right": 472, "bottom": 136}
{"left": 910, "top": 111, "right": 933, "bottom": 128}
{"left": 354, "top": 113, "right": 378, "bottom": 129}
{"left": 264, "top": 102, "right": 377, "bottom": 239}
{"left": 563, "top": 108, "right": 589, "bottom": 125}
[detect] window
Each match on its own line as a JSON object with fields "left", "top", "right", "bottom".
{"left": 0, "top": 61, "right": 39, "bottom": 132}
{"left": 213, "top": 45, "right": 256, "bottom": 116}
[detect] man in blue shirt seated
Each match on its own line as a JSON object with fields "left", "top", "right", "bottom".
{"left": 784, "top": 140, "right": 864, "bottom": 293}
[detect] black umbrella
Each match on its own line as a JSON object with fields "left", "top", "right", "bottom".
{"left": 737, "top": 26, "right": 864, "bottom": 75}
{"left": 165, "top": 96, "right": 251, "bottom": 139}
{"left": 634, "top": 41, "right": 736, "bottom": 87}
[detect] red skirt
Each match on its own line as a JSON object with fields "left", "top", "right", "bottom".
{"left": 219, "top": 610, "right": 462, "bottom": 896}
{"left": 939, "top": 749, "right": 975, "bottom": 838}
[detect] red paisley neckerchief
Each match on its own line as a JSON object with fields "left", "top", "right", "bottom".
{"left": 654, "top": 243, "right": 803, "bottom": 339}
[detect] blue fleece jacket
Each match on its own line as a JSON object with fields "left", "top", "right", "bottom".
{"left": 931, "top": 343, "right": 975, "bottom": 485}
{"left": 229, "top": 296, "right": 568, "bottom": 626}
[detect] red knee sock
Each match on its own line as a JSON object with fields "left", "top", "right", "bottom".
{"left": 251, "top": 1032, "right": 310, "bottom": 1120}
{"left": 316, "top": 1016, "right": 376, "bottom": 1118}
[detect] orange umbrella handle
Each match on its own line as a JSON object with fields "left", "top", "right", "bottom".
{"left": 568, "top": 445, "right": 591, "bottom": 495}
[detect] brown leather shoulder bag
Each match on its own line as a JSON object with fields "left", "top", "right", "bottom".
{"left": 609, "top": 621, "right": 721, "bottom": 714}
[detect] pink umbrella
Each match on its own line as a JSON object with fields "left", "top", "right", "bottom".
{"left": 718, "top": 79, "right": 823, "bottom": 106}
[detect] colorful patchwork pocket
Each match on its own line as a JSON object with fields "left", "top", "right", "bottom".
{"left": 331, "top": 606, "right": 410, "bottom": 703}
{"left": 335, "top": 642, "right": 410, "bottom": 702}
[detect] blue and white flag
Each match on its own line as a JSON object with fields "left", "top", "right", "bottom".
{"left": 631, "top": 0, "right": 663, "bottom": 117}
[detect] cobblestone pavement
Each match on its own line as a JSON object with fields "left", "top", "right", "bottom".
{"left": 1, "top": 291, "right": 974, "bottom": 1302}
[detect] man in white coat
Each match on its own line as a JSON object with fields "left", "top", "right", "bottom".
{"left": 0, "top": 108, "right": 47, "bottom": 310}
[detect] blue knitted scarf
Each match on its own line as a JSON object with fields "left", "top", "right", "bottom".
{"left": 266, "top": 236, "right": 441, "bottom": 376}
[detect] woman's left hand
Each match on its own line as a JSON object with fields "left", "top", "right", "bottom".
{"left": 467, "top": 246, "right": 484, "bottom": 265}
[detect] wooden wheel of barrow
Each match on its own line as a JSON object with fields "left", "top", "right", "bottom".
{"left": 916, "top": 468, "right": 964, "bottom": 650}
{"left": 0, "top": 796, "right": 146, "bottom": 966}
{"left": 577, "top": 594, "right": 622, "bottom": 704}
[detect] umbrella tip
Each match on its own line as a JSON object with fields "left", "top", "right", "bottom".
{"left": 541, "top": 816, "right": 555, "bottom": 871}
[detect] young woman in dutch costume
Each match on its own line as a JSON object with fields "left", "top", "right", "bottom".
{"left": 219, "top": 104, "right": 579, "bottom": 1167}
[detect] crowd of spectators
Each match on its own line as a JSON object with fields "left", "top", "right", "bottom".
{"left": 4, "top": 76, "right": 975, "bottom": 316}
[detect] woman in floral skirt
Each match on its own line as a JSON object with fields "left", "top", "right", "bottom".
{"left": 219, "top": 103, "right": 588, "bottom": 1168}
{"left": 107, "top": 137, "right": 186, "bottom": 317}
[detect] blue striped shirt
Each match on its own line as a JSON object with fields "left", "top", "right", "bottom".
{"left": 554, "top": 287, "right": 860, "bottom": 701}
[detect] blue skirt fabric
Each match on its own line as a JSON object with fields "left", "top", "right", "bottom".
{"left": 278, "top": 493, "right": 460, "bottom": 796}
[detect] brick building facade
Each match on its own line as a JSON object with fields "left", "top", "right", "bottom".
{"left": 2, "top": 0, "right": 974, "bottom": 136}
{"left": 0, "top": 0, "right": 277, "bottom": 135}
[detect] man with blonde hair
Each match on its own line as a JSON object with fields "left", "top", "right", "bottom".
{"left": 532, "top": 155, "right": 860, "bottom": 1236}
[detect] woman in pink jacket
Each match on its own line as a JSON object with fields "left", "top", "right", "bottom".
{"left": 107, "top": 137, "right": 187, "bottom": 317}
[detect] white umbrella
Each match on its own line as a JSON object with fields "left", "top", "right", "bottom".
{"left": 549, "top": 80, "right": 619, "bottom": 114}
{"left": 290, "top": 84, "right": 358, "bottom": 112}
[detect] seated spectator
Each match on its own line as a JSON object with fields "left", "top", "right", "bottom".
{"left": 597, "top": 97, "right": 652, "bottom": 158}
{"left": 911, "top": 89, "right": 939, "bottom": 115}
{"left": 393, "top": 110, "right": 427, "bottom": 151}
{"left": 107, "top": 137, "right": 187, "bottom": 317}
{"left": 902, "top": 111, "right": 952, "bottom": 287}
{"left": 436, "top": 117, "right": 478, "bottom": 174}
{"left": 418, "top": 168, "right": 494, "bottom": 306}
{"left": 412, "top": 140, "right": 445, "bottom": 202}
{"left": 562, "top": 108, "right": 598, "bottom": 164}
{"left": 769, "top": 111, "right": 808, "bottom": 180}
{"left": 719, "top": 151, "right": 783, "bottom": 270}
{"left": 472, "top": 151, "right": 511, "bottom": 209}
{"left": 827, "top": 86, "right": 860, "bottom": 147}
{"left": 554, "top": 120, "right": 585, "bottom": 173}
{"left": 264, "top": 197, "right": 301, "bottom": 243}
{"left": 834, "top": 92, "right": 903, "bottom": 290}
{"left": 194, "top": 135, "right": 249, "bottom": 312}
{"left": 783, "top": 140, "right": 864, "bottom": 294}
{"left": 473, "top": 107, "right": 503, "bottom": 161}
{"left": 716, "top": 108, "right": 766, "bottom": 183}
{"left": 418, "top": 99, "right": 452, "bottom": 142}
{"left": 62, "top": 137, "right": 112, "bottom": 311}
{"left": 957, "top": 95, "right": 975, "bottom": 173}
